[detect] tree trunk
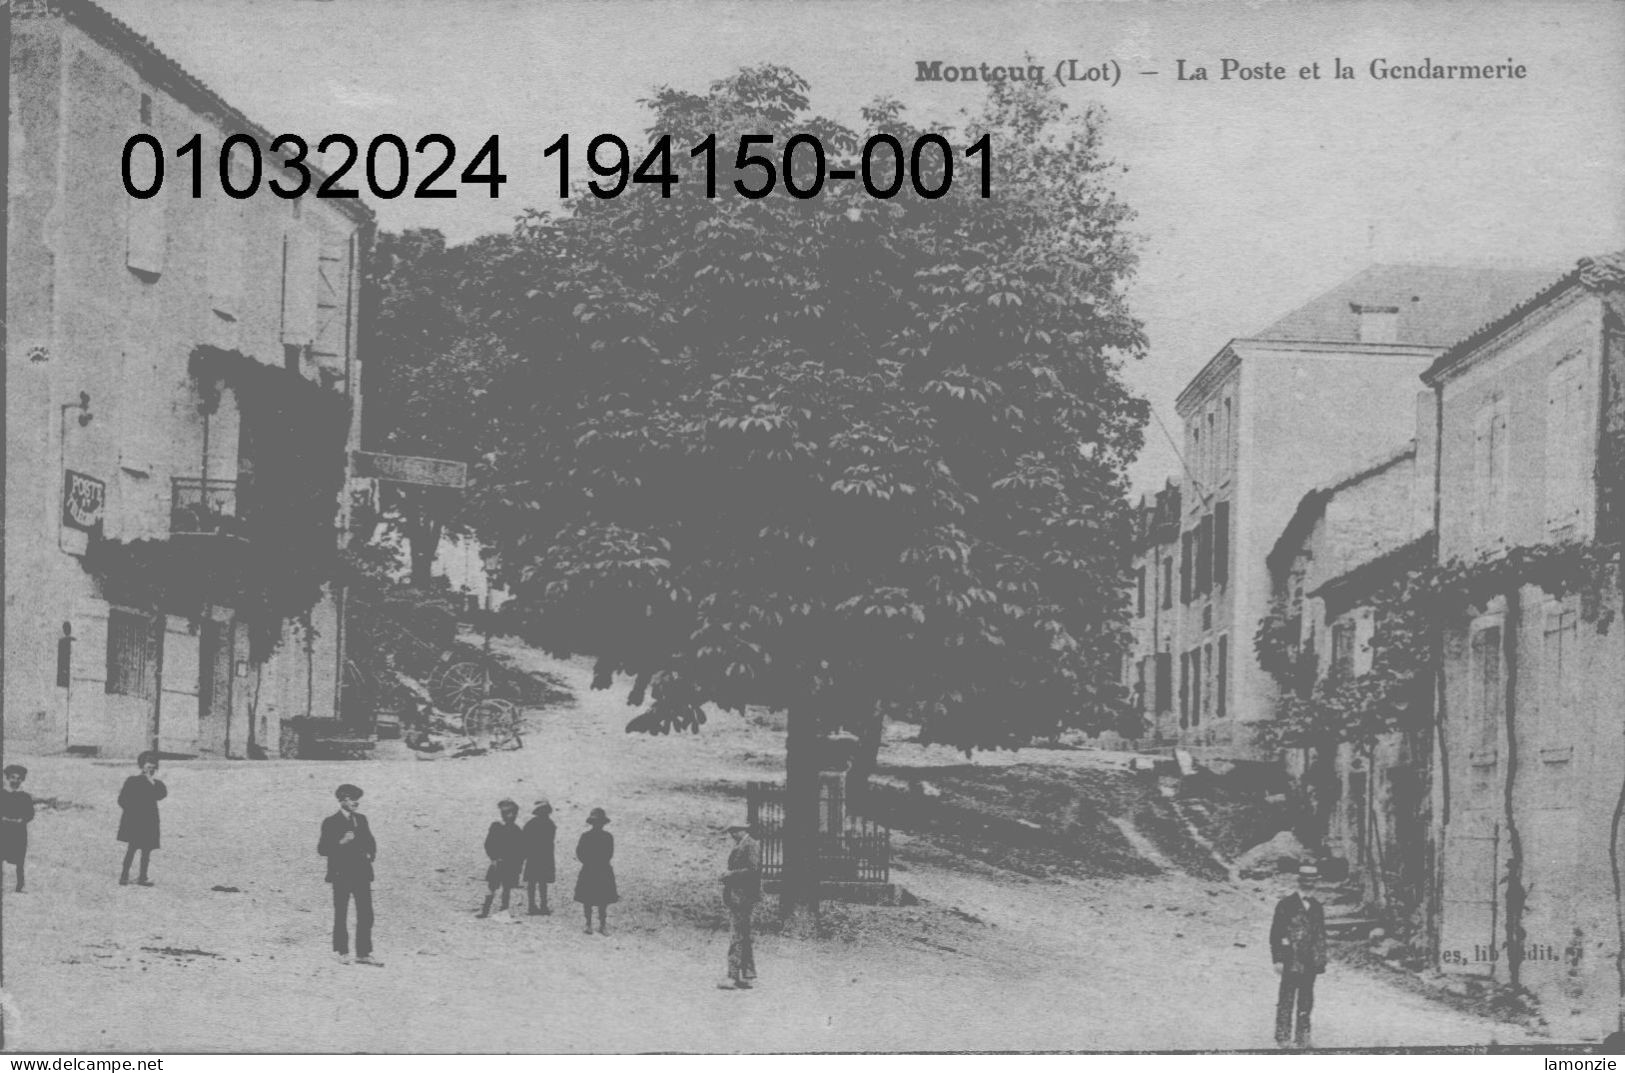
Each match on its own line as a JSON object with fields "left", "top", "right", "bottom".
{"left": 779, "top": 701, "right": 822, "bottom": 928}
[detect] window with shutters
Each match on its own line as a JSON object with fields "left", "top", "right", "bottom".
{"left": 106, "top": 609, "right": 157, "bottom": 699}
{"left": 1189, "top": 646, "right": 1203, "bottom": 727}
{"left": 1161, "top": 557, "right": 1173, "bottom": 610}
{"left": 1179, "top": 651, "right": 1190, "bottom": 727}
{"left": 208, "top": 191, "right": 245, "bottom": 320}
{"left": 282, "top": 227, "right": 320, "bottom": 347}
{"left": 1201, "top": 642, "right": 1214, "bottom": 721}
{"left": 1468, "top": 622, "right": 1503, "bottom": 764}
{"left": 1472, "top": 397, "right": 1510, "bottom": 547}
{"left": 1541, "top": 599, "right": 1579, "bottom": 755}
{"left": 126, "top": 98, "right": 165, "bottom": 277}
{"left": 1216, "top": 635, "right": 1228, "bottom": 719}
{"left": 1213, "top": 501, "right": 1230, "bottom": 588}
{"left": 1136, "top": 658, "right": 1149, "bottom": 714}
{"left": 1155, "top": 651, "right": 1172, "bottom": 713}
{"left": 1545, "top": 353, "right": 1593, "bottom": 537}
{"left": 1197, "top": 515, "right": 1213, "bottom": 596}
{"left": 1136, "top": 566, "right": 1146, "bottom": 617}
{"left": 1205, "top": 409, "right": 1217, "bottom": 484}
{"left": 1331, "top": 619, "right": 1356, "bottom": 679}
{"left": 1180, "top": 533, "right": 1193, "bottom": 604}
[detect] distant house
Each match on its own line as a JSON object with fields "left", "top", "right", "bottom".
{"left": 1423, "top": 253, "right": 1624, "bottom": 1034}
{"left": 1164, "top": 264, "right": 1554, "bottom": 764}
{"left": 6, "top": 0, "right": 373, "bottom": 757}
{"left": 1265, "top": 441, "right": 1433, "bottom": 919}
{"left": 1124, "top": 480, "right": 1181, "bottom": 742}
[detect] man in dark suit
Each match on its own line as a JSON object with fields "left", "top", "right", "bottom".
{"left": 318, "top": 784, "right": 379, "bottom": 966}
{"left": 1271, "top": 863, "right": 1327, "bottom": 1048}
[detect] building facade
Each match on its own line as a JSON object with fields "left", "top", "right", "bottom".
{"left": 1154, "top": 265, "right": 1553, "bottom": 763}
{"left": 1125, "top": 480, "right": 1181, "bottom": 741}
{"left": 7, "top": 0, "right": 373, "bottom": 757}
{"left": 1426, "top": 254, "right": 1625, "bottom": 1033}
{"left": 1266, "top": 442, "right": 1434, "bottom": 918}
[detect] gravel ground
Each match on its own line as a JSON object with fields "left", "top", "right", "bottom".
{"left": 0, "top": 643, "right": 1547, "bottom": 1052}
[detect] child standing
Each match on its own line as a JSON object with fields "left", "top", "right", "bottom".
{"left": 522, "top": 799, "right": 556, "bottom": 915}
{"left": 117, "top": 752, "right": 166, "bottom": 886}
{"left": 574, "top": 807, "right": 617, "bottom": 934}
{"left": 479, "top": 799, "right": 525, "bottom": 918}
{"left": 1, "top": 765, "right": 35, "bottom": 892}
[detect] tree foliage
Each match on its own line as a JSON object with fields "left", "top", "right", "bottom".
{"left": 465, "top": 66, "right": 1149, "bottom": 906}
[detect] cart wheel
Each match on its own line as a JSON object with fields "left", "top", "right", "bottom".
{"left": 463, "top": 697, "right": 519, "bottom": 744}
{"left": 431, "top": 660, "right": 489, "bottom": 711}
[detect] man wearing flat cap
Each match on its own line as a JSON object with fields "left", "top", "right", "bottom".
{"left": 718, "top": 822, "right": 761, "bottom": 990}
{"left": 1270, "top": 863, "right": 1327, "bottom": 1048}
{"left": 318, "top": 784, "right": 379, "bottom": 965}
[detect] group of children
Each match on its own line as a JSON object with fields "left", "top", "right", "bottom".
{"left": 480, "top": 798, "right": 619, "bottom": 933}
{"left": 0, "top": 757, "right": 625, "bottom": 939}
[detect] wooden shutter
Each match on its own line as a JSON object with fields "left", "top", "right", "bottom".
{"left": 1214, "top": 501, "right": 1229, "bottom": 587}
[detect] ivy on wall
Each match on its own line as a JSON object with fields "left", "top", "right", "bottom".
{"left": 82, "top": 346, "right": 352, "bottom": 661}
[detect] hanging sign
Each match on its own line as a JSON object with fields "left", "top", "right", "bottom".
{"left": 351, "top": 451, "right": 467, "bottom": 489}
{"left": 62, "top": 470, "right": 106, "bottom": 533}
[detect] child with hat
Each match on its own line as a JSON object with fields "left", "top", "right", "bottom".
{"left": 479, "top": 799, "right": 525, "bottom": 918}
{"left": 574, "top": 807, "right": 618, "bottom": 934}
{"left": 1, "top": 765, "right": 35, "bottom": 892}
{"left": 522, "top": 799, "right": 557, "bottom": 916}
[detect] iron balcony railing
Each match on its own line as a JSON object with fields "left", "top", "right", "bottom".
{"left": 170, "top": 477, "right": 246, "bottom": 539}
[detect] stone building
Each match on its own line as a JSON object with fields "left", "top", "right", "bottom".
{"left": 1162, "top": 264, "right": 1553, "bottom": 764}
{"left": 1425, "top": 253, "right": 1624, "bottom": 1034}
{"left": 1125, "top": 480, "right": 1181, "bottom": 742}
{"left": 1265, "top": 442, "right": 1434, "bottom": 917}
{"left": 7, "top": 0, "right": 374, "bottom": 757}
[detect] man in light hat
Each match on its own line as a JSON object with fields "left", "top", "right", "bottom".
{"left": 319, "top": 784, "right": 379, "bottom": 965}
{"left": 718, "top": 822, "right": 762, "bottom": 990}
{"left": 1270, "top": 863, "right": 1327, "bottom": 1047}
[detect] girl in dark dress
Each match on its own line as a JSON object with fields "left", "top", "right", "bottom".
{"left": 522, "top": 799, "right": 557, "bottom": 915}
{"left": 1, "top": 765, "right": 36, "bottom": 892}
{"left": 479, "top": 799, "right": 525, "bottom": 917}
{"left": 574, "top": 807, "right": 617, "bottom": 934}
{"left": 117, "top": 752, "right": 167, "bottom": 886}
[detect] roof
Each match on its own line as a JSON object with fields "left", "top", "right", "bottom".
{"left": 23, "top": 0, "right": 374, "bottom": 228}
{"left": 1265, "top": 440, "right": 1416, "bottom": 578}
{"left": 1423, "top": 250, "right": 1625, "bottom": 383}
{"left": 1253, "top": 264, "right": 1558, "bottom": 348}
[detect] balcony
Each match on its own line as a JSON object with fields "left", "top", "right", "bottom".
{"left": 170, "top": 478, "right": 248, "bottom": 540}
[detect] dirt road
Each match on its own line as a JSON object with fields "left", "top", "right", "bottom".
{"left": 1, "top": 648, "right": 1543, "bottom": 1051}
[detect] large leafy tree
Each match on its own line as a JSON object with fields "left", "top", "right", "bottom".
{"left": 472, "top": 66, "right": 1148, "bottom": 913}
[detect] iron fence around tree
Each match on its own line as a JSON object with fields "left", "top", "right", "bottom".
{"left": 745, "top": 780, "right": 890, "bottom": 884}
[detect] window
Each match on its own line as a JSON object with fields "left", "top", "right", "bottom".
{"left": 1216, "top": 635, "right": 1228, "bottom": 719}
{"left": 1183, "top": 650, "right": 1196, "bottom": 725}
{"left": 1542, "top": 599, "right": 1579, "bottom": 749}
{"left": 1191, "top": 425, "right": 1202, "bottom": 486}
{"left": 1205, "top": 409, "right": 1217, "bottom": 483}
{"left": 1222, "top": 397, "right": 1233, "bottom": 478}
{"left": 126, "top": 133, "right": 166, "bottom": 276}
{"left": 1154, "top": 652, "right": 1172, "bottom": 713}
{"left": 282, "top": 227, "right": 320, "bottom": 346}
{"left": 1331, "top": 619, "right": 1356, "bottom": 678}
{"left": 208, "top": 193, "right": 245, "bottom": 320}
{"left": 139, "top": 93, "right": 152, "bottom": 126}
{"left": 1472, "top": 397, "right": 1510, "bottom": 546}
{"left": 1195, "top": 516, "right": 1213, "bottom": 596}
{"left": 106, "top": 610, "right": 157, "bottom": 699}
{"left": 1189, "top": 647, "right": 1203, "bottom": 726}
{"left": 57, "top": 629, "right": 73, "bottom": 689}
{"left": 1545, "top": 354, "right": 1593, "bottom": 536}
{"left": 1161, "top": 558, "right": 1173, "bottom": 610}
{"left": 1214, "top": 501, "right": 1230, "bottom": 587}
{"left": 1469, "top": 623, "right": 1503, "bottom": 761}
{"left": 1136, "top": 658, "right": 1149, "bottom": 714}
{"left": 1136, "top": 566, "right": 1146, "bottom": 617}
{"left": 1180, "top": 533, "right": 1193, "bottom": 604}
{"left": 1202, "top": 642, "right": 1214, "bottom": 721}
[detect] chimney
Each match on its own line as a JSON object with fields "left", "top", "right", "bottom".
{"left": 1351, "top": 303, "right": 1400, "bottom": 344}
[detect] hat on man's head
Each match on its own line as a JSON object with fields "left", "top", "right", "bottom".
{"left": 498, "top": 798, "right": 519, "bottom": 812}
{"left": 136, "top": 750, "right": 160, "bottom": 767}
{"left": 1297, "top": 864, "right": 1320, "bottom": 880}
{"left": 533, "top": 799, "right": 552, "bottom": 814}
{"left": 3, "top": 764, "right": 26, "bottom": 779}
{"left": 335, "top": 784, "right": 364, "bottom": 801}
{"left": 586, "top": 807, "right": 610, "bottom": 826}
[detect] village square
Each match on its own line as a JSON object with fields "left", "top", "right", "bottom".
{"left": 4, "top": 0, "right": 1623, "bottom": 1055}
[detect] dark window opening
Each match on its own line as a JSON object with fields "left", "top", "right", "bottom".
{"left": 1217, "top": 635, "right": 1228, "bottom": 719}
{"left": 1214, "top": 501, "right": 1231, "bottom": 587}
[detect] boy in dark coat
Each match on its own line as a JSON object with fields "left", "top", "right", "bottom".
{"left": 1, "top": 765, "right": 36, "bottom": 892}
{"left": 574, "top": 807, "right": 617, "bottom": 934}
{"left": 117, "top": 752, "right": 167, "bottom": 886}
{"left": 1271, "top": 864, "right": 1328, "bottom": 1048}
{"left": 318, "top": 783, "right": 379, "bottom": 965}
{"left": 522, "top": 799, "right": 556, "bottom": 916}
{"left": 479, "top": 799, "right": 525, "bottom": 918}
